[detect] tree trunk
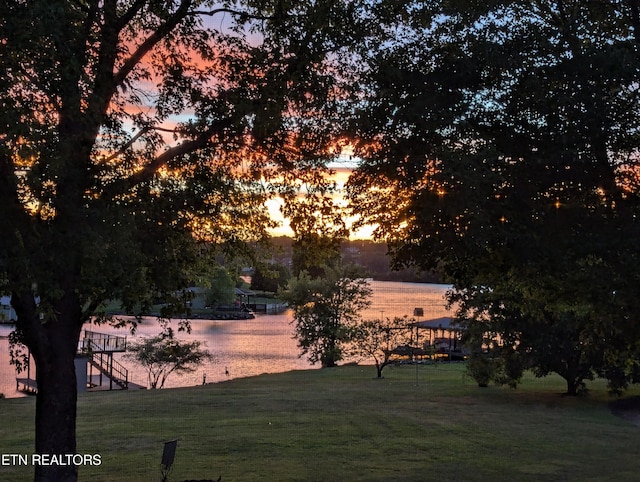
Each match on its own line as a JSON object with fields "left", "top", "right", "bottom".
{"left": 560, "top": 362, "right": 584, "bottom": 397}
{"left": 321, "top": 358, "right": 337, "bottom": 368}
{"left": 321, "top": 338, "right": 339, "bottom": 367}
{"left": 33, "top": 346, "right": 80, "bottom": 482}
{"left": 565, "top": 378, "right": 579, "bottom": 397}
{"left": 14, "top": 291, "right": 84, "bottom": 482}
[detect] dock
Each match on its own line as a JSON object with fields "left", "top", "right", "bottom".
{"left": 16, "top": 377, "right": 37, "bottom": 394}
{"left": 16, "top": 330, "right": 144, "bottom": 394}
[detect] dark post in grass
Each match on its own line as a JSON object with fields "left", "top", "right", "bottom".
{"left": 413, "top": 308, "right": 423, "bottom": 386}
{"left": 161, "top": 440, "right": 177, "bottom": 482}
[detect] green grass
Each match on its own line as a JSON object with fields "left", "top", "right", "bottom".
{"left": 1, "top": 364, "right": 640, "bottom": 481}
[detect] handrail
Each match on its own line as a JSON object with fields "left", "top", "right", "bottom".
{"left": 81, "top": 330, "right": 127, "bottom": 353}
{"left": 88, "top": 346, "right": 129, "bottom": 389}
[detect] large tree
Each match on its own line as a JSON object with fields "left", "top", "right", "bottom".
{"left": 283, "top": 264, "right": 372, "bottom": 367}
{"left": 0, "top": 1, "right": 369, "bottom": 480}
{"left": 348, "top": 1, "right": 640, "bottom": 395}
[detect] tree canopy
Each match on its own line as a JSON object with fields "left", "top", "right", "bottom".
{"left": 348, "top": 1, "right": 640, "bottom": 394}
{"left": 0, "top": 1, "right": 371, "bottom": 479}
{"left": 283, "top": 264, "right": 372, "bottom": 368}
{"left": 250, "top": 261, "right": 290, "bottom": 293}
{"left": 205, "top": 265, "right": 237, "bottom": 306}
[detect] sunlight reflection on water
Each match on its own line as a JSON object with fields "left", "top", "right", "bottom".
{"left": 0, "top": 281, "right": 451, "bottom": 397}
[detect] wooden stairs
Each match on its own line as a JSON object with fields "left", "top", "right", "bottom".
{"left": 17, "top": 330, "right": 136, "bottom": 394}
{"left": 81, "top": 330, "right": 130, "bottom": 391}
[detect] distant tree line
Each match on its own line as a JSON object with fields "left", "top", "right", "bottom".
{"left": 341, "top": 239, "right": 441, "bottom": 283}
{"left": 256, "top": 237, "right": 441, "bottom": 290}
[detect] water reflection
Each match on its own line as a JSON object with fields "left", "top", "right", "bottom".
{"left": 0, "top": 281, "right": 451, "bottom": 398}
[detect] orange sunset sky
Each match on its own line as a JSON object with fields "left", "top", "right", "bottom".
{"left": 115, "top": 13, "right": 374, "bottom": 241}
{"left": 265, "top": 160, "right": 376, "bottom": 240}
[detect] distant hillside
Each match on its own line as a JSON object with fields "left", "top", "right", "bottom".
{"left": 267, "top": 237, "right": 441, "bottom": 283}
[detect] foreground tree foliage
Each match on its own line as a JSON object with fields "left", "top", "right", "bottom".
{"left": 349, "top": 1, "right": 640, "bottom": 395}
{"left": 0, "top": 1, "right": 370, "bottom": 480}
{"left": 123, "top": 330, "right": 211, "bottom": 389}
{"left": 283, "top": 264, "right": 372, "bottom": 368}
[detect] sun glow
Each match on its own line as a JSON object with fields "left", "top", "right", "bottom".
{"left": 265, "top": 164, "right": 375, "bottom": 240}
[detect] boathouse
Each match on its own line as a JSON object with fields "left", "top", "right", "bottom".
{"left": 0, "top": 295, "right": 16, "bottom": 323}
{"left": 412, "top": 316, "right": 467, "bottom": 360}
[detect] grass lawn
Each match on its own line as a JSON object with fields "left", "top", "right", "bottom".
{"left": 1, "top": 363, "right": 640, "bottom": 481}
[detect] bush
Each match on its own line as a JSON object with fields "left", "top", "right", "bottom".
{"left": 466, "top": 354, "right": 496, "bottom": 387}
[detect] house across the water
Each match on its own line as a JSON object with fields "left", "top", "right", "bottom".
{"left": 0, "top": 295, "right": 16, "bottom": 323}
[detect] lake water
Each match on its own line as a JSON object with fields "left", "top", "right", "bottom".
{"left": 0, "top": 281, "right": 452, "bottom": 398}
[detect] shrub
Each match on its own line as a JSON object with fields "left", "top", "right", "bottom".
{"left": 466, "top": 353, "right": 496, "bottom": 387}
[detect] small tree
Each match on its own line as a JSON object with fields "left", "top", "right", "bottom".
{"left": 352, "top": 317, "right": 413, "bottom": 378}
{"left": 283, "top": 265, "right": 372, "bottom": 368}
{"left": 250, "top": 262, "right": 290, "bottom": 293}
{"left": 205, "top": 266, "right": 237, "bottom": 307}
{"left": 124, "top": 332, "right": 212, "bottom": 389}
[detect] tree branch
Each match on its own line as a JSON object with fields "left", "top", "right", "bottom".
{"left": 123, "top": 118, "right": 232, "bottom": 187}
{"left": 100, "top": 127, "right": 151, "bottom": 163}
{"left": 115, "top": 0, "right": 148, "bottom": 32}
{"left": 190, "top": 7, "right": 274, "bottom": 22}
{"left": 113, "top": 0, "right": 193, "bottom": 87}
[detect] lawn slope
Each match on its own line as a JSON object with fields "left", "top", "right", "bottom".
{"left": 1, "top": 364, "right": 639, "bottom": 481}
